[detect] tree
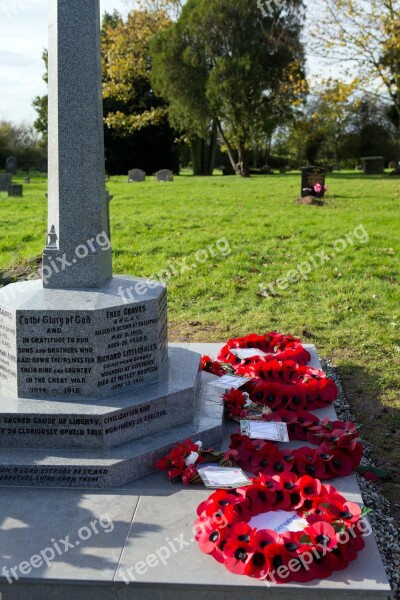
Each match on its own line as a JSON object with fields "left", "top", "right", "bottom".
{"left": 0, "top": 121, "right": 42, "bottom": 167}
{"left": 102, "top": 9, "right": 170, "bottom": 134}
{"left": 101, "top": 9, "right": 180, "bottom": 174}
{"left": 151, "top": 0, "right": 306, "bottom": 176}
{"left": 310, "top": 0, "right": 400, "bottom": 121}
{"left": 309, "top": 79, "right": 360, "bottom": 163}
{"left": 32, "top": 50, "right": 48, "bottom": 142}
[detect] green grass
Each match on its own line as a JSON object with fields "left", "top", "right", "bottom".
{"left": 1, "top": 170, "right": 400, "bottom": 514}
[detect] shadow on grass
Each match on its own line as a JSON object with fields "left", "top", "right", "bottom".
{"left": 335, "top": 361, "right": 400, "bottom": 464}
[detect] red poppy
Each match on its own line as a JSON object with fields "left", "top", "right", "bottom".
{"left": 292, "top": 447, "right": 327, "bottom": 479}
{"left": 222, "top": 388, "right": 248, "bottom": 418}
{"left": 223, "top": 522, "right": 255, "bottom": 574}
{"left": 305, "top": 521, "right": 338, "bottom": 550}
{"left": 329, "top": 501, "right": 362, "bottom": 524}
{"left": 201, "top": 355, "right": 226, "bottom": 376}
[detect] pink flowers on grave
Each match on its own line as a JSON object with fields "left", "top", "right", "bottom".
{"left": 313, "top": 184, "right": 328, "bottom": 193}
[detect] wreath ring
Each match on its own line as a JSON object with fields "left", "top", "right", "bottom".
{"left": 195, "top": 474, "right": 366, "bottom": 582}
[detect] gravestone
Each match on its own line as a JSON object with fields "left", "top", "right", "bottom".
{"left": 8, "top": 184, "right": 23, "bottom": 197}
{"left": 5, "top": 156, "right": 17, "bottom": 174}
{"left": 38, "top": 158, "right": 48, "bottom": 173}
{"left": 128, "top": 168, "right": 146, "bottom": 182}
{"left": 0, "top": 0, "right": 222, "bottom": 488}
{"left": 301, "top": 166, "right": 327, "bottom": 198}
{"left": 24, "top": 177, "right": 30, "bottom": 184}
{"left": 156, "top": 169, "right": 173, "bottom": 182}
{"left": 361, "top": 156, "right": 385, "bottom": 175}
{"left": 0, "top": 173, "right": 12, "bottom": 192}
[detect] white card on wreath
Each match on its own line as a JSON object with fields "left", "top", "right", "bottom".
{"left": 209, "top": 374, "right": 250, "bottom": 390}
{"left": 249, "top": 510, "right": 308, "bottom": 533}
{"left": 230, "top": 348, "right": 267, "bottom": 359}
{"left": 197, "top": 466, "right": 252, "bottom": 489}
{"left": 240, "top": 420, "right": 289, "bottom": 442}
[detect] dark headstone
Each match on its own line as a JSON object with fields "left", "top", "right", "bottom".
{"left": 5, "top": 156, "right": 17, "bottom": 174}
{"left": 128, "top": 168, "right": 146, "bottom": 183}
{"left": 361, "top": 157, "right": 385, "bottom": 175}
{"left": 0, "top": 173, "right": 12, "bottom": 192}
{"left": 331, "top": 163, "right": 341, "bottom": 171}
{"left": 156, "top": 169, "right": 173, "bottom": 182}
{"left": 38, "top": 159, "right": 48, "bottom": 173}
{"left": 261, "top": 164, "right": 273, "bottom": 174}
{"left": 8, "top": 184, "right": 23, "bottom": 197}
{"left": 301, "top": 166, "right": 327, "bottom": 198}
{"left": 24, "top": 177, "right": 30, "bottom": 184}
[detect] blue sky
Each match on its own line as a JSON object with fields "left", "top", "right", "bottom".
{"left": 0, "top": 0, "right": 328, "bottom": 124}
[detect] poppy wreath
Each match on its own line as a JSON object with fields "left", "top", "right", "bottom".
{"left": 217, "top": 332, "right": 311, "bottom": 369}
{"left": 215, "top": 360, "right": 338, "bottom": 413}
{"left": 194, "top": 473, "right": 367, "bottom": 582}
{"left": 227, "top": 427, "right": 363, "bottom": 480}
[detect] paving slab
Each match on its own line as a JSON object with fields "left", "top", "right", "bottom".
{"left": 0, "top": 344, "right": 392, "bottom": 600}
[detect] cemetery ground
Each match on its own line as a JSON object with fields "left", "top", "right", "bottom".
{"left": 0, "top": 169, "right": 399, "bottom": 528}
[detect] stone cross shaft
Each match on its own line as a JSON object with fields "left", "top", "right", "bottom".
{"left": 43, "top": 0, "right": 112, "bottom": 289}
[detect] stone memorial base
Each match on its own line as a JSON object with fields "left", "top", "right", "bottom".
{"left": 0, "top": 278, "right": 224, "bottom": 488}
{"left": 0, "top": 348, "right": 224, "bottom": 487}
{"left": 0, "top": 344, "right": 391, "bottom": 600}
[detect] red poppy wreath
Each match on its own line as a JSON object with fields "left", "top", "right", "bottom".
{"left": 202, "top": 357, "right": 338, "bottom": 412}
{"left": 194, "top": 473, "right": 368, "bottom": 582}
{"left": 217, "top": 332, "right": 311, "bottom": 368}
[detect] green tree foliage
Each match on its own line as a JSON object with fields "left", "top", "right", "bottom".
{"left": 151, "top": 0, "right": 306, "bottom": 176}
{"left": 101, "top": 9, "right": 180, "bottom": 174}
{"left": 0, "top": 121, "right": 42, "bottom": 167}
{"left": 311, "top": 0, "right": 400, "bottom": 121}
{"left": 32, "top": 50, "right": 48, "bottom": 143}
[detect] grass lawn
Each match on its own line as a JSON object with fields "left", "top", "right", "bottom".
{"left": 0, "top": 169, "right": 399, "bottom": 519}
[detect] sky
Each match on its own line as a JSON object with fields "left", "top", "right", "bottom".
{"left": 0, "top": 0, "right": 130, "bottom": 123}
{"left": 0, "top": 0, "right": 330, "bottom": 125}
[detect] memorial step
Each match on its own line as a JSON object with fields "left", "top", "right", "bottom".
{"left": 0, "top": 370, "right": 224, "bottom": 488}
{"left": 0, "top": 347, "right": 201, "bottom": 451}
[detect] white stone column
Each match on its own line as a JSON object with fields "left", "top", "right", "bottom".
{"left": 43, "top": 0, "right": 112, "bottom": 289}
